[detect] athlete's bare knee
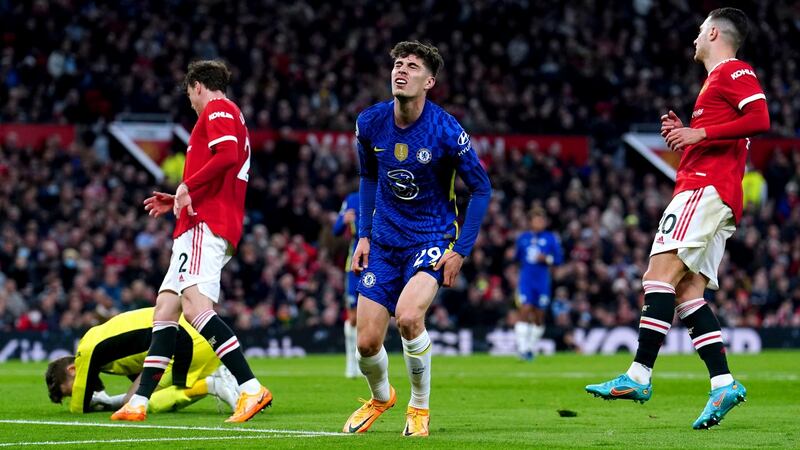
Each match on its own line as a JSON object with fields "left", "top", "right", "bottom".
{"left": 180, "top": 287, "right": 213, "bottom": 324}
{"left": 356, "top": 336, "right": 382, "bottom": 357}
{"left": 643, "top": 252, "right": 686, "bottom": 287}
{"left": 395, "top": 311, "right": 424, "bottom": 339}
{"left": 153, "top": 292, "right": 180, "bottom": 322}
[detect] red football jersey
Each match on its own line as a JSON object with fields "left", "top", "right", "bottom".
{"left": 174, "top": 98, "right": 250, "bottom": 248}
{"left": 675, "top": 58, "right": 766, "bottom": 222}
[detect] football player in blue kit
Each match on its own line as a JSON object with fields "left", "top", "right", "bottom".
{"left": 343, "top": 41, "right": 492, "bottom": 437}
{"left": 332, "top": 191, "right": 361, "bottom": 378}
{"left": 514, "top": 207, "right": 563, "bottom": 360}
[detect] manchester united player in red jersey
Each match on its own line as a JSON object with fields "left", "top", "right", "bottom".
{"left": 586, "top": 8, "right": 769, "bottom": 429}
{"left": 112, "top": 60, "right": 272, "bottom": 423}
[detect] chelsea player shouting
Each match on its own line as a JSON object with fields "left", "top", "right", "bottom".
{"left": 343, "top": 41, "right": 492, "bottom": 437}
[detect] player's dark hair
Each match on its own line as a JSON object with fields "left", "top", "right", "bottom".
{"left": 529, "top": 207, "right": 547, "bottom": 220}
{"left": 708, "top": 7, "right": 749, "bottom": 50}
{"left": 183, "top": 60, "right": 231, "bottom": 92}
{"left": 45, "top": 356, "right": 75, "bottom": 404}
{"left": 390, "top": 41, "right": 444, "bottom": 77}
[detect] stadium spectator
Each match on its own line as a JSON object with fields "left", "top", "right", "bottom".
{"left": 0, "top": 1, "right": 798, "bottom": 137}
{"left": 1, "top": 131, "right": 799, "bottom": 338}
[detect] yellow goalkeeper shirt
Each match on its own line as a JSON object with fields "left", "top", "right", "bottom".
{"left": 70, "top": 308, "right": 214, "bottom": 413}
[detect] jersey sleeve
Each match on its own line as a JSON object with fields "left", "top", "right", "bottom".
{"left": 549, "top": 233, "right": 564, "bottom": 265}
{"left": 718, "top": 62, "right": 766, "bottom": 111}
{"left": 355, "top": 114, "right": 377, "bottom": 180}
{"left": 515, "top": 234, "right": 526, "bottom": 263}
{"left": 332, "top": 196, "right": 350, "bottom": 236}
{"left": 356, "top": 114, "right": 378, "bottom": 238}
{"left": 446, "top": 117, "right": 492, "bottom": 256}
{"left": 183, "top": 102, "right": 240, "bottom": 192}
{"left": 205, "top": 101, "right": 240, "bottom": 149}
{"left": 70, "top": 340, "right": 104, "bottom": 413}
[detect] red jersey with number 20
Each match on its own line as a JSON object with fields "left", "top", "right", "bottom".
{"left": 174, "top": 98, "right": 250, "bottom": 248}
{"left": 675, "top": 58, "right": 766, "bottom": 223}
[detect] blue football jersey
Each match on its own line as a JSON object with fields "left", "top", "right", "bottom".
{"left": 516, "top": 230, "right": 563, "bottom": 284}
{"left": 332, "top": 191, "right": 359, "bottom": 272}
{"left": 356, "top": 100, "right": 491, "bottom": 256}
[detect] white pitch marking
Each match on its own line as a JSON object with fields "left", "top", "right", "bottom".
{"left": 0, "top": 419, "right": 346, "bottom": 436}
{"left": 0, "top": 434, "right": 310, "bottom": 447}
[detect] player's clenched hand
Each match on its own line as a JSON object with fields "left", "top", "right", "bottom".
{"left": 143, "top": 191, "right": 174, "bottom": 217}
{"left": 351, "top": 237, "right": 370, "bottom": 275}
{"left": 660, "top": 110, "right": 684, "bottom": 138}
{"left": 665, "top": 127, "right": 706, "bottom": 152}
{"left": 434, "top": 250, "right": 464, "bottom": 288}
{"left": 173, "top": 183, "right": 196, "bottom": 217}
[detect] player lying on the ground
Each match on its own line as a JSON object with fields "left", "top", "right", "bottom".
{"left": 45, "top": 307, "right": 239, "bottom": 414}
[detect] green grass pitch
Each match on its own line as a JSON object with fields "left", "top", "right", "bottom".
{"left": 0, "top": 352, "right": 798, "bottom": 448}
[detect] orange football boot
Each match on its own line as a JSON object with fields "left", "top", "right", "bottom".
{"left": 225, "top": 386, "right": 273, "bottom": 423}
{"left": 402, "top": 406, "right": 430, "bottom": 437}
{"left": 110, "top": 403, "right": 146, "bottom": 422}
{"left": 343, "top": 386, "right": 397, "bottom": 433}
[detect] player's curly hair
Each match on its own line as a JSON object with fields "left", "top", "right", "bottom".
{"left": 708, "top": 7, "right": 749, "bottom": 50}
{"left": 45, "top": 355, "right": 75, "bottom": 404}
{"left": 183, "top": 60, "right": 231, "bottom": 92}
{"left": 390, "top": 41, "right": 444, "bottom": 77}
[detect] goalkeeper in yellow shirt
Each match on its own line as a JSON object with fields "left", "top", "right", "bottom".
{"left": 45, "top": 307, "right": 239, "bottom": 414}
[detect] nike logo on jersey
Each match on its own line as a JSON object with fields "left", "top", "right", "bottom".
{"left": 373, "top": 147, "right": 386, "bottom": 152}
{"left": 186, "top": 145, "right": 192, "bottom": 152}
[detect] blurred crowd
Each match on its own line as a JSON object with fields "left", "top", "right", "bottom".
{"left": 1, "top": 130, "right": 799, "bottom": 335}
{"left": 1, "top": 0, "right": 799, "bottom": 142}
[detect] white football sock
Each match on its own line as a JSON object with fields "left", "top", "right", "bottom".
{"left": 128, "top": 394, "right": 149, "bottom": 409}
{"left": 711, "top": 374, "right": 734, "bottom": 390}
{"left": 206, "top": 376, "right": 217, "bottom": 395}
{"left": 344, "top": 321, "right": 358, "bottom": 374}
{"left": 358, "top": 346, "right": 391, "bottom": 402}
{"left": 529, "top": 324, "right": 545, "bottom": 353}
{"left": 108, "top": 393, "right": 126, "bottom": 409}
{"left": 239, "top": 378, "right": 261, "bottom": 395}
{"left": 514, "top": 321, "right": 531, "bottom": 354}
{"left": 403, "top": 330, "right": 432, "bottom": 409}
{"left": 626, "top": 362, "right": 652, "bottom": 385}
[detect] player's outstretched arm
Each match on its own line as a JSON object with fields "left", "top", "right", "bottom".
{"left": 143, "top": 191, "right": 174, "bottom": 218}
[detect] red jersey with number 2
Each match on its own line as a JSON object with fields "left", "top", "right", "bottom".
{"left": 175, "top": 98, "right": 250, "bottom": 248}
{"left": 675, "top": 58, "right": 766, "bottom": 223}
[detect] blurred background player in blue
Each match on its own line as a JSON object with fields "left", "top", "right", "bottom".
{"left": 332, "top": 190, "right": 360, "bottom": 378}
{"left": 344, "top": 41, "right": 492, "bottom": 437}
{"left": 515, "top": 207, "right": 563, "bottom": 361}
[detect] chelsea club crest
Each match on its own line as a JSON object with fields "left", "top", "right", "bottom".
{"left": 362, "top": 272, "right": 376, "bottom": 287}
{"left": 416, "top": 148, "right": 431, "bottom": 164}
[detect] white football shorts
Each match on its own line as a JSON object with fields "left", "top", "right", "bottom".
{"left": 650, "top": 185, "right": 735, "bottom": 290}
{"left": 159, "top": 222, "right": 233, "bottom": 302}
